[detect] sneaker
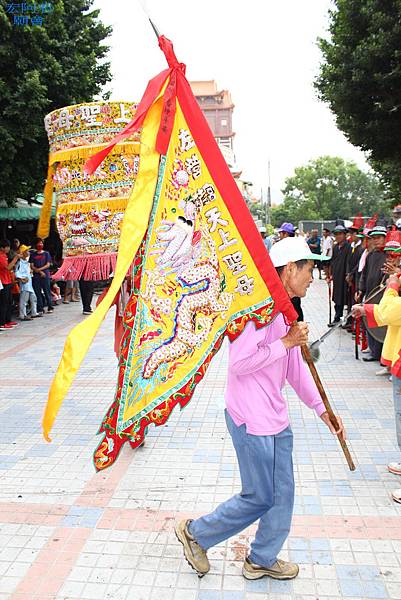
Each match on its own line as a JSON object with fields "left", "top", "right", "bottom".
{"left": 20, "top": 317, "right": 33, "bottom": 321}
{"left": 82, "top": 309, "right": 93, "bottom": 315}
{"left": 175, "top": 519, "right": 210, "bottom": 577}
{"left": 392, "top": 489, "right": 401, "bottom": 503}
{"left": 4, "top": 324, "right": 14, "bottom": 329}
{"left": 7, "top": 321, "right": 18, "bottom": 326}
{"left": 0, "top": 326, "right": 7, "bottom": 331}
{"left": 388, "top": 462, "right": 401, "bottom": 476}
{"left": 32, "top": 313, "right": 43, "bottom": 318}
{"left": 376, "top": 367, "right": 389, "bottom": 376}
{"left": 47, "top": 308, "right": 54, "bottom": 313}
{"left": 242, "top": 557, "right": 299, "bottom": 580}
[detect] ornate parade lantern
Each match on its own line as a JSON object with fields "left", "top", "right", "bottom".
{"left": 38, "top": 101, "right": 140, "bottom": 280}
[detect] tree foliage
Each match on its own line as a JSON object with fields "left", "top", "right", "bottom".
{"left": 0, "top": 0, "right": 112, "bottom": 205}
{"left": 315, "top": 0, "right": 401, "bottom": 196}
{"left": 271, "top": 156, "right": 390, "bottom": 226}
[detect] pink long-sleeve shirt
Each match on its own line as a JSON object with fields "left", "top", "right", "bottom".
{"left": 226, "top": 314, "right": 326, "bottom": 435}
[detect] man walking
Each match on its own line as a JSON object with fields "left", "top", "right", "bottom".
{"left": 175, "top": 237, "right": 343, "bottom": 580}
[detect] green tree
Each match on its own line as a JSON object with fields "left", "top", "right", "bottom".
{"left": 315, "top": 0, "right": 401, "bottom": 197}
{"left": 0, "top": 0, "right": 112, "bottom": 206}
{"left": 271, "top": 156, "right": 389, "bottom": 227}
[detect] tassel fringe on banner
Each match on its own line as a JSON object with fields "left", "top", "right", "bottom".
{"left": 37, "top": 162, "right": 57, "bottom": 239}
{"left": 56, "top": 197, "right": 129, "bottom": 215}
{"left": 52, "top": 253, "right": 117, "bottom": 281}
{"left": 49, "top": 141, "right": 141, "bottom": 167}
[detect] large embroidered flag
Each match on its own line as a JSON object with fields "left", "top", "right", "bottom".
{"left": 42, "top": 36, "right": 297, "bottom": 469}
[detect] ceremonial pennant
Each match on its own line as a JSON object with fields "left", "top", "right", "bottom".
{"left": 42, "top": 35, "right": 297, "bottom": 466}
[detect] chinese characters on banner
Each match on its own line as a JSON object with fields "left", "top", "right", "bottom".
{"left": 44, "top": 103, "right": 133, "bottom": 137}
{"left": 179, "top": 128, "right": 255, "bottom": 297}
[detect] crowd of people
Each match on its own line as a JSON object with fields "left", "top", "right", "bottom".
{"left": 0, "top": 237, "right": 96, "bottom": 333}
{"left": 261, "top": 208, "right": 401, "bottom": 371}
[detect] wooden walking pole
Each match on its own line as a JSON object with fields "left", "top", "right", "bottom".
{"left": 354, "top": 317, "right": 359, "bottom": 361}
{"left": 327, "top": 278, "right": 332, "bottom": 324}
{"left": 301, "top": 344, "right": 356, "bottom": 471}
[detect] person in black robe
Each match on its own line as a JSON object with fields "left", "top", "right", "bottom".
{"left": 344, "top": 222, "right": 365, "bottom": 328}
{"left": 328, "top": 222, "right": 351, "bottom": 326}
{"left": 357, "top": 222, "right": 387, "bottom": 361}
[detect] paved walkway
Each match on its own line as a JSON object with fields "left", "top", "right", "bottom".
{"left": 0, "top": 275, "right": 400, "bottom": 600}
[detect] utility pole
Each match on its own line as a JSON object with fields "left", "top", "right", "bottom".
{"left": 266, "top": 159, "right": 272, "bottom": 226}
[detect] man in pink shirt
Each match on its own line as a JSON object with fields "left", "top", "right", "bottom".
{"left": 176, "top": 237, "right": 344, "bottom": 580}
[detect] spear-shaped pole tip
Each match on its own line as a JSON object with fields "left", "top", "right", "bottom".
{"left": 149, "top": 18, "right": 161, "bottom": 40}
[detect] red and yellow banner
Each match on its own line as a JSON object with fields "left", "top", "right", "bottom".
{"left": 42, "top": 36, "right": 296, "bottom": 469}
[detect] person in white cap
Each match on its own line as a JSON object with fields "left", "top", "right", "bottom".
{"left": 175, "top": 237, "right": 343, "bottom": 581}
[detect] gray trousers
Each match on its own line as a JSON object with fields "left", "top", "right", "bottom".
{"left": 19, "top": 290, "right": 38, "bottom": 318}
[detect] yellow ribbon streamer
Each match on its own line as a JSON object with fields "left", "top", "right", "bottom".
{"left": 56, "top": 197, "right": 129, "bottom": 215}
{"left": 42, "top": 98, "right": 163, "bottom": 441}
{"left": 37, "top": 162, "right": 56, "bottom": 239}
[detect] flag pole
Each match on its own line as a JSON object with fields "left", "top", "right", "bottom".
{"left": 301, "top": 343, "right": 356, "bottom": 471}
{"left": 138, "top": 0, "right": 161, "bottom": 39}
{"left": 149, "top": 18, "right": 161, "bottom": 39}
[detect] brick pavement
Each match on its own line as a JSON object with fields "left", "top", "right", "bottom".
{"left": 0, "top": 275, "right": 400, "bottom": 600}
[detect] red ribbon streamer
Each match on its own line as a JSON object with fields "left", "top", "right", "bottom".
{"left": 84, "top": 36, "right": 186, "bottom": 175}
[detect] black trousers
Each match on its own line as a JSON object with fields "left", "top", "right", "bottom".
{"left": 334, "top": 304, "right": 344, "bottom": 321}
{"left": 367, "top": 331, "right": 383, "bottom": 360}
{"left": 32, "top": 275, "right": 53, "bottom": 312}
{"left": 0, "top": 283, "right": 12, "bottom": 326}
{"left": 79, "top": 279, "right": 94, "bottom": 312}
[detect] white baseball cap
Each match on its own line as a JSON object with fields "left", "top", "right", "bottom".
{"left": 269, "top": 236, "right": 330, "bottom": 267}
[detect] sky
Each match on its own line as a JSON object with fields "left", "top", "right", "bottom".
{"left": 93, "top": 0, "right": 368, "bottom": 204}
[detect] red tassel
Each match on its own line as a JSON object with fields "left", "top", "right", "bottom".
{"left": 52, "top": 253, "right": 118, "bottom": 281}
{"left": 361, "top": 325, "right": 368, "bottom": 351}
